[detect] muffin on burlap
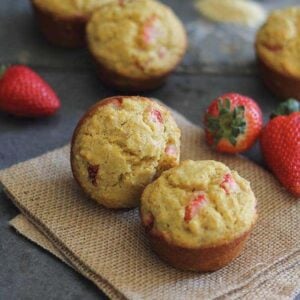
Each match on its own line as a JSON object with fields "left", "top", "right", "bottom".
{"left": 255, "top": 7, "right": 300, "bottom": 99}
{"left": 141, "top": 160, "right": 257, "bottom": 272}
{"left": 31, "top": 0, "right": 114, "bottom": 47}
{"left": 71, "top": 96, "right": 181, "bottom": 209}
{"left": 86, "top": 0, "right": 187, "bottom": 92}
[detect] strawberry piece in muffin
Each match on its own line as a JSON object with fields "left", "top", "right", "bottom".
{"left": 184, "top": 193, "right": 206, "bottom": 223}
{"left": 88, "top": 164, "right": 99, "bottom": 186}
{"left": 165, "top": 144, "right": 177, "bottom": 156}
{"left": 150, "top": 108, "right": 163, "bottom": 124}
{"left": 142, "top": 212, "right": 154, "bottom": 228}
{"left": 220, "top": 173, "right": 238, "bottom": 195}
{"left": 110, "top": 98, "right": 123, "bottom": 109}
{"left": 141, "top": 16, "right": 161, "bottom": 47}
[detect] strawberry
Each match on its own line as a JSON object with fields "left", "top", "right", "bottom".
{"left": 0, "top": 65, "right": 60, "bottom": 117}
{"left": 87, "top": 164, "right": 99, "bottom": 186}
{"left": 142, "top": 212, "right": 154, "bottom": 228}
{"left": 204, "top": 93, "right": 263, "bottom": 154}
{"left": 150, "top": 108, "right": 163, "bottom": 123}
{"left": 260, "top": 99, "right": 300, "bottom": 197}
{"left": 141, "top": 16, "right": 160, "bottom": 47}
{"left": 184, "top": 193, "right": 206, "bottom": 223}
{"left": 165, "top": 144, "right": 177, "bottom": 156}
{"left": 220, "top": 173, "right": 238, "bottom": 195}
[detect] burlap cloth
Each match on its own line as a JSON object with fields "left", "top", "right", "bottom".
{"left": 1, "top": 107, "right": 299, "bottom": 299}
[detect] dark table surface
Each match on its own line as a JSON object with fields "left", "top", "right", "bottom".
{"left": 0, "top": 0, "right": 299, "bottom": 299}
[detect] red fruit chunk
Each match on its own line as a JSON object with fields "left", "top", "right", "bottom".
{"left": 142, "top": 212, "right": 154, "bottom": 228}
{"left": 158, "top": 46, "right": 167, "bottom": 59}
{"left": 110, "top": 98, "right": 123, "bottom": 109}
{"left": 184, "top": 193, "right": 206, "bottom": 223}
{"left": 141, "top": 16, "right": 160, "bottom": 46}
{"left": 88, "top": 164, "right": 99, "bottom": 186}
{"left": 151, "top": 109, "right": 163, "bottom": 123}
{"left": 220, "top": 173, "right": 237, "bottom": 195}
{"left": 165, "top": 144, "right": 177, "bottom": 156}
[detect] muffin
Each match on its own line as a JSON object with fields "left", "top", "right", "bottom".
{"left": 86, "top": 0, "right": 187, "bottom": 92}
{"left": 71, "top": 96, "right": 181, "bottom": 209}
{"left": 141, "top": 160, "right": 257, "bottom": 272}
{"left": 255, "top": 7, "right": 300, "bottom": 99}
{"left": 31, "top": 0, "right": 114, "bottom": 47}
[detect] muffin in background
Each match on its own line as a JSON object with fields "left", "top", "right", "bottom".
{"left": 141, "top": 160, "right": 257, "bottom": 272}
{"left": 71, "top": 96, "right": 181, "bottom": 209}
{"left": 86, "top": 0, "right": 187, "bottom": 92}
{"left": 31, "top": 0, "right": 114, "bottom": 47}
{"left": 255, "top": 7, "right": 300, "bottom": 99}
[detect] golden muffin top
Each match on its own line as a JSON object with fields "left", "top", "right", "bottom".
{"left": 86, "top": 0, "right": 187, "bottom": 79}
{"left": 141, "top": 160, "right": 257, "bottom": 248}
{"left": 256, "top": 7, "right": 300, "bottom": 78}
{"left": 32, "top": 0, "right": 114, "bottom": 17}
{"left": 71, "top": 97, "right": 181, "bottom": 209}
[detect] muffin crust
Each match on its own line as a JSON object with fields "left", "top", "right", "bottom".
{"left": 71, "top": 96, "right": 181, "bottom": 209}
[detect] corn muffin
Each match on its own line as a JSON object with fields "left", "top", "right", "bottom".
{"left": 86, "top": 0, "right": 187, "bottom": 92}
{"left": 141, "top": 160, "right": 257, "bottom": 271}
{"left": 255, "top": 7, "right": 300, "bottom": 99}
{"left": 71, "top": 96, "right": 181, "bottom": 209}
{"left": 31, "top": 0, "right": 114, "bottom": 47}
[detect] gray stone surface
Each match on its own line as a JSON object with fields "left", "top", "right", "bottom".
{"left": 0, "top": 0, "right": 299, "bottom": 299}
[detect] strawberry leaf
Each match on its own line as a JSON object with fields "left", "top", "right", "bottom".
{"left": 271, "top": 99, "right": 300, "bottom": 119}
{"left": 207, "top": 99, "right": 247, "bottom": 146}
{"left": 0, "top": 65, "right": 7, "bottom": 80}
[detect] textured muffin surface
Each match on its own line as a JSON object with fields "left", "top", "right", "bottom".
{"left": 71, "top": 96, "right": 180, "bottom": 208}
{"left": 141, "top": 160, "right": 257, "bottom": 248}
{"left": 87, "top": 0, "right": 187, "bottom": 79}
{"left": 256, "top": 7, "right": 300, "bottom": 78}
{"left": 32, "top": 0, "right": 114, "bottom": 17}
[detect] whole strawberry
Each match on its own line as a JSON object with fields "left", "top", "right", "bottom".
{"left": 204, "top": 93, "right": 263, "bottom": 153}
{"left": 260, "top": 99, "right": 300, "bottom": 197}
{"left": 0, "top": 65, "right": 60, "bottom": 117}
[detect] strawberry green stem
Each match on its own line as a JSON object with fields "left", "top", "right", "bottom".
{"left": 0, "top": 65, "right": 7, "bottom": 80}
{"left": 207, "top": 98, "right": 246, "bottom": 146}
{"left": 271, "top": 99, "right": 300, "bottom": 119}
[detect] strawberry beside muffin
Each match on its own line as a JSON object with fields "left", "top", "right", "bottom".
{"left": 31, "top": 0, "right": 114, "bottom": 47}
{"left": 86, "top": 0, "right": 187, "bottom": 92}
{"left": 255, "top": 7, "right": 300, "bottom": 99}
{"left": 71, "top": 96, "right": 181, "bottom": 209}
{"left": 141, "top": 160, "right": 257, "bottom": 271}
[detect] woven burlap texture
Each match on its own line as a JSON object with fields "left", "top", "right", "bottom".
{"left": 1, "top": 109, "right": 299, "bottom": 300}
